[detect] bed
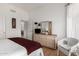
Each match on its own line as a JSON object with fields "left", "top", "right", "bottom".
{"left": 0, "top": 37, "right": 44, "bottom": 56}
{"left": 0, "top": 39, "right": 27, "bottom": 56}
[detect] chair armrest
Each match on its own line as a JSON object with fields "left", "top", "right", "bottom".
{"left": 58, "top": 38, "right": 67, "bottom": 45}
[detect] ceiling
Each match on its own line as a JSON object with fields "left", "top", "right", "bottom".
{"left": 10, "top": 3, "right": 67, "bottom": 12}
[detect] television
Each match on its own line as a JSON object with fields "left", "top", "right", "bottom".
{"left": 35, "top": 28, "right": 41, "bottom": 34}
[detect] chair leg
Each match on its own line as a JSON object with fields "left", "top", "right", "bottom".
{"left": 57, "top": 48, "right": 60, "bottom": 56}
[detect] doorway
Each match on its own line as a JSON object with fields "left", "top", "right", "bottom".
{"left": 21, "top": 20, "right": 28, "bottom": 38}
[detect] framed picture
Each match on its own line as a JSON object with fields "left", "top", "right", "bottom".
{"left": 12, "top": 18, "right": 16, "bottom": 28}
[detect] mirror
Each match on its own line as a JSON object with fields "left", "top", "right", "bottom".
{"left": 40, "top": 21, "right": 52, "bottom": 35}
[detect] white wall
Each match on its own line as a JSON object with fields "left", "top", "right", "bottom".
{"left": 28, "top": 4, "right": 66, "bottom": 40}
{"left": 0, "top": 16, "right": 5, "bottom": 39}
{"left": 0, "top": 4, "right": 28, "bottom": 38}
{"left": 0, "top": 3, "right": 66, "bottom": 40}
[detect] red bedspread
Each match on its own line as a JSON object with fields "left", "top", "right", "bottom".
{"left": 9, "top": 37, "right": 41, "bottom": 55}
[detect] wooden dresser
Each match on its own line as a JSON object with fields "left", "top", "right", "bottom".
{"left": 33, "top": 34, "right": 57, "bottom": 49}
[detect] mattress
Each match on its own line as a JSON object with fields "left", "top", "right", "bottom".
{"left": 0, "top": 39, "right": 27, "bottom": 56}
{"left": 29, "top": 48, "right": 44, "bottom": 56}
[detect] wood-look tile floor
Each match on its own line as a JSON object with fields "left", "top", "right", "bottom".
{"left": 42, "top": 47, "right": 66, "bottom": 56}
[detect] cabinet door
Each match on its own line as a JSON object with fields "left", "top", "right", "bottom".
{"left": 46, "top": 36, "right": 55, "bottom": 49}
{"left": 39, "top": 35, "right": 47, "bottom": 46}
{"left": 33, "top": 34, "right": 41, "bottom": 43}
{"left": 0, "top": 16, "right": 5, "bottom": 39}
